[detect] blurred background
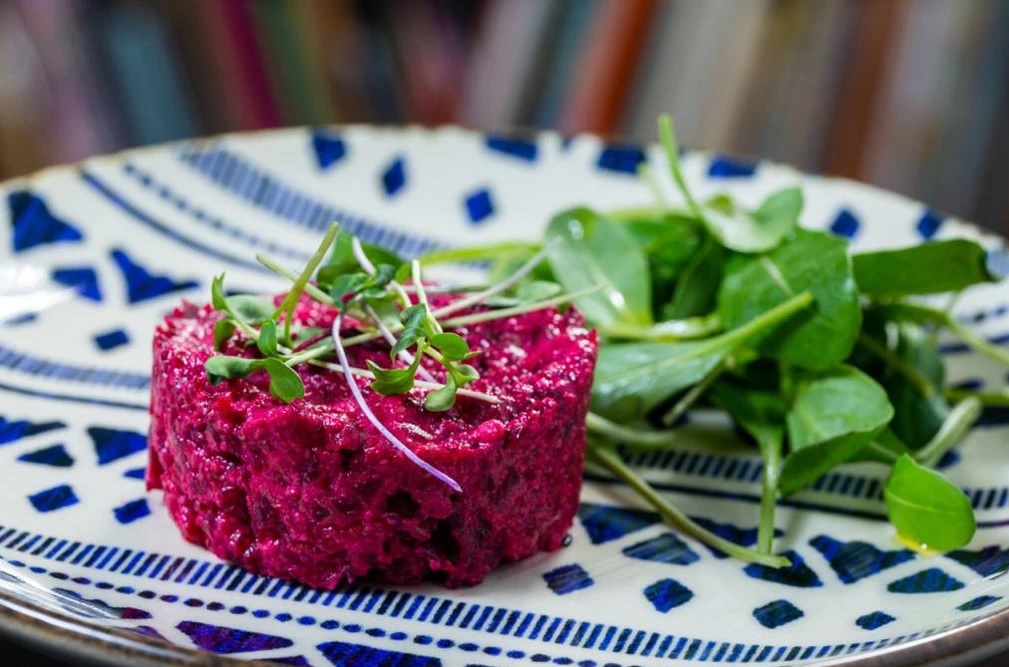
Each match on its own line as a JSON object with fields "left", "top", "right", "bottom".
{"left": 1, "top": 0, "right": 1009, "bottom": 231}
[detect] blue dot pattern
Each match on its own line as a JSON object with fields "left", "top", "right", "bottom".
{"left": 643, "top": 578, "right": 693, "bottom": 613}
{"left": 916, "top": 209, "right": 943, "bottom": 239}
{"left": 887, "top": 568, "right": 965, "bottom": 594}
{"left": 542, "top": 564, "right": 593, "bottom": 595}
{"left": 113, "top": 498, "right": 151, "bottom": 524}
{"left": 752, "top": 600, "right": 804, "bottom": 629}
{"left": 596, "top": 145, "right": 645, "bottom": 175}
{"left": 707, "top": 156, "right": 757, "bottom": 179}
{"left": 93, "top": 329, "right": 130, "bottom": 351}
{"left": 829, "top": 209, "right": 860, "bottom": 239}
{"left": 855, "top": 611, "right": 895, "bottom": 630}
{"left": 311, "top": 131, "right": 348, "bottom": 170}
{"left": 464, "top": 188, "right": 495, "bottom": 224}
{"left": 485, "top": 136, "right": 538, "bottom": 162}
{"left": 7, "top": 190, "right": 84, "bottom": 253}
{"left": 28, "top": 484, "right": 79, "bottom": 512}
{"left": 382, "top": 157, "right": 407, "bottom": 197}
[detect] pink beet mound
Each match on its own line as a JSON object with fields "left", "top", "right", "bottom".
{"left": 147, "top": 295, "right": 598, "bottom": 588}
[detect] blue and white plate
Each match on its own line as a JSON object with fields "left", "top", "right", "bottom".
{"left": 2, "top": 126, "right": 1009, "bottom": 667}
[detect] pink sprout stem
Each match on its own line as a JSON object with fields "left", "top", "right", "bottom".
{"left": 332, "top": 314, "right": 462, "bottom": 493}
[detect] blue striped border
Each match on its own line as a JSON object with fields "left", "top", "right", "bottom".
{"left": 175, "top": 143, "right": 443, "bottom": 258}
{"left": 0, "top": 524, "right": 984, "bottom": 664}
{"left": 121, "top": 162, "right": 311, "bottom": 263}
{"left": 0, "top": 380, "right": 147, "bottom": 411}
{"left": 0, "top": 345, "right": 149, "bottom": 391}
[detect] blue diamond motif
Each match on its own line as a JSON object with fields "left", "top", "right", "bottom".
{"left": 464, "top": 188, "right": 495, "bottom": 224}
{"left": 916, "top": 209, "right": 943, "bottom": 239}
{"left": 809, "top": 535, "right": 915, "bottom": 583}
{"left": 753, "top": 599, "right": 803, "bottom": 629}
{"left": 643, "top": 578, "right": 693, "bottom": 613}
{"left": 110, "top": 249, "right": 197, "bottom": 304}
{"left": 0, "top": 416, "right": 64, "bottom": 445}
{"left": 744, "top": 550, "right": 823, "bottom": 588}
{"left": 543, "top": 564, "right": 593, "bottom": 595}
{"left": 597, "top": 145, "right": 646, "bottom": 175}
{"left": 8, "top": 190, "right": 83, "bottom": 252}
{"left": 578, "top": 503, "right": 659, "bottom": 544}
{"left": 311, "top": 131, "right": 347, "bottom": 170}
{"left": 486, "top": 136, "right": 538, "bottom": 161}
{"left": 829, "top": 209, "right": 861, "bottom": 239}
{"left": 958, "top": 595, "right": 1001, "bottom": 611}
{"left": 622, "top": 532, "right": 699, "bottom": 565}
{"left": 89, "top": 427, "right": 147, "bottom": 465}
{"left": 707, "top": 156, "right": 757, "bottom": 178}
{"left": 856, "top": 611, "right": 895, "bottom": 630}
{"left": 887, "top": 567, "right": 964, "bottom": 593}
{"left": 114, "top": 498, "right": 151, "bottom": 524}
{"left": 177, "top": 620, "right": 293, "bottom": 654}
{"left": 51, "top": 267, "right": 102, "bottom": 302}
{"left": 381, "top": 157, "right": 407, "bottom": 197}
{"left": 124, "top": 467, "right": 146, "bottom": 480}
{"left": 317, "top": 641, "right": 440, "bottom": 667}
{"left": 28, "top": 484, "right": 79, "bottom": 512}
{"left": 18, "top": 444, "right": 73, "bottom": 467}
{"left": 93, "top": 328, "right": 130, "bottom": 351}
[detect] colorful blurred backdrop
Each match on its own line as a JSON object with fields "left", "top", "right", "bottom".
{"left": 1, "top": 0, "right": 1008, "bottom": 231}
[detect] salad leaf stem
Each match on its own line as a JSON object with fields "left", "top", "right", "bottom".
{"left": 430, "top": 244, "right": 552, "bottom": 319}
{"left": 585, "top": 412, "right": 678, "bottom": 451}
{"left": 879, "top": 302, "right": 1009, "bottom": 366}
{"left": 273, "top": 223, "right": 340, "bottom": 344}
{"left": 757, "top": 433, "right": 782, "bottom": 554}
{"left": 601, "top": 313, "right": 722, "bottom": 341}
{"left": 913, "top": 397, "right": 982, "bottom": 467}
{"left": 418, "top": 242, "right": 541, "bottom": 266}
{"left": 256, "top": 254, "right": 335, "bottom": 305}
{"left": 308, "top": 360, "right": 500, "bottom": 403}
{"left": 946, "top": 387, "right": 1009, "bottom": 406}
{"left": 856, "top": 331, "right": 936, "bottom": 397}
{"left": 331, "top": 313, "right": 462, "bottom": 492}
{"left": 439, "top": 285, "right": 605, "bottom": 328}
{"left": 662, "top": 360, "right": 726, "bottom": 426}
{"left": 587, "top": 444, "right": 790, "bottom": 568}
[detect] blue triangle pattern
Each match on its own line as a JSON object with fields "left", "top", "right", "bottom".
{"left": 707, "top": 155, "right": 757, "bottom": 178}
{"left": 317, "top": 641, "right": 441, "bottom": 667}
{"left": 753, "top": 599, "right": 803, "bottom": 629}
{"left": 17, "top": 443, "right": 73, "bottom": 467}
{"left": 110, "top": 249, "right": 198, "bottom": 304}
{"left": 311, "top": 131, "right": 348, "bottom": 170}
{"left": 577, "top": 503, "right": 659, "bottom": 544}
{"left": 643, "top": 578, "right": 693, "bottom": 613}
{"left": 810, "top": 535, "right": 915, "bottom": 584}
{"left": 622, "top": 532, "right": 700, "bottom": 565}
{"left": 381, "top": 157, "right": 407, "bottom": 197}
{"left": 485, "top": 136, "right": 538, "bottom": 162}
{"left": 829, "top": 209, "right": 861, "bottom": 239}
{"left": 0, "top": 415, "right": 64, "bottom": 445}
{"left": 855, "top": 611, "right": 895, "bottom": 630}
{"left": 887, "top": 567, "right": 964, "bottom": 593}
{"left": 88, "top": 427, "right": 147, "bottom": 465}
{"left": 743, "top": 551, "right": 823, "bottom": 588}
{"left": 51, "top": 267, "right": 102, "bottom": 302}
{"left": 177, "top": 620, "right": 293, "bottom": 654}
{"left": 947, "top": 545, "right": 1009, "bottom": 577}
{"left": 124, "top": 467, "right": 146, "bottom": 480}
{"left": 958, "top": 595, "right": 1001, "bottom": 611}
{"left": 8, "top": 190, "right": 83, "bottom": 252}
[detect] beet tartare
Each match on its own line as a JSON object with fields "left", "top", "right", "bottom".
{"left": 147, "top": 294, "right": 597, "bottom": 588}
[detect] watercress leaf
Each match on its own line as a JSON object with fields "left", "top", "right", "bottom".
{"left": 212, "top": 319, "right": 236, "bottom": 351}
{"left": 663, "top": 237, "right": 725, "bottom": 320}
{"left": 851, "top": 428, "right": 913, "bottom": 464}
{"left": 424, "top": 374, "right": 457, "bottom": 412}
{"left": 211, "top": 274, "right": 228, "bottom": 310}
{"left": 256, "top": 319, "right": 279, "bottom": 356}
{"left": 205, "top": 355, "right": 263, "bottom": 382}
{"left": 853, "top": 239, "right": 997, "bottom": 297}
{"left": 779, "top": 365, "right": 893, "bottom": 495}
{"left": 710, "top": 381, "right": 786, "bottom": 460}
{"left": 697, "top": 189, "right": 799, "bottom": 254}
{"left": 225, "top": 295, "right": 275, "bottom": 325}
{"left": 372, "top": 263, "right": 397, "bottom": 286}
{"left": 591, "top": 341, "right": 729, "bottom": 421}
{"left": 545, "top": 207, "right": 652, "bottom": 328}
{"left": 618, "top": 213, "right": 703, "bottom": 312}
{"left": 884, "top": 454, "right": 975, "bottom": 552}
{"left": 329, "top": 273, "right": 371, "bottom": 306}
{"left": 262, "top": 358, "right": 305, "bottom": 403}
{"left": 393, "top": 304, "right": 430, "bottom": 357}
{"left": 366, "top": 359, "right": 417, "bottom": 395}
{"left": 718, "top": 229, "right": 861, "bottom": 370}
{"left": 430, "top": 332, "right": 470, "bottom": 361}
{"left": 880, "top": 323, "right": 949, "bottom": 448}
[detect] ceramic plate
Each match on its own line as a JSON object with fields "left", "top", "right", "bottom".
{"left": 2, "top": 126, "right": 1009, "bottom": 667}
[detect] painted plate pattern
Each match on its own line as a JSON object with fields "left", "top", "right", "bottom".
{"left": 2, "top": 126, "right": 1009, "bottom": 667}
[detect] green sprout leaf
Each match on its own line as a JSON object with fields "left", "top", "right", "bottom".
{"left": 226, "top": 295, "right": 275, "bottom": 326}
{"left": 393, "top": 304, "right": 431, "bottom": 358}
{"left": 205, "top": 355, "right": 263, "bottom": 383}
{"left": 366, "top": 358, "right": 419, "bottom": 395}
{"left": 425, "top": 374, "right": 458, "bottom": 412}
{"left": 262, "top": 358, "right": 305, "bottom": 403}
{"left": 430, "top": 332, "right": 470, "bottom": 361}
{"left": 884, "top": 454, "right": 975, "bottom": 552}
{"left": 257, "top": 319, "right": 279, "bottom": 357}
{"left": 212, "top": 319, "right": 236, "bottom": 351}
{"left": 211, "top": 274, "right": 228, "bottom": 310}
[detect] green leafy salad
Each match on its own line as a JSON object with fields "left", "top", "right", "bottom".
{"left": 419, "top": 115, "right": 1007, "bottom": 567}
{"left": 207, "top": 115, "right": 1007, "bottom": 569}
